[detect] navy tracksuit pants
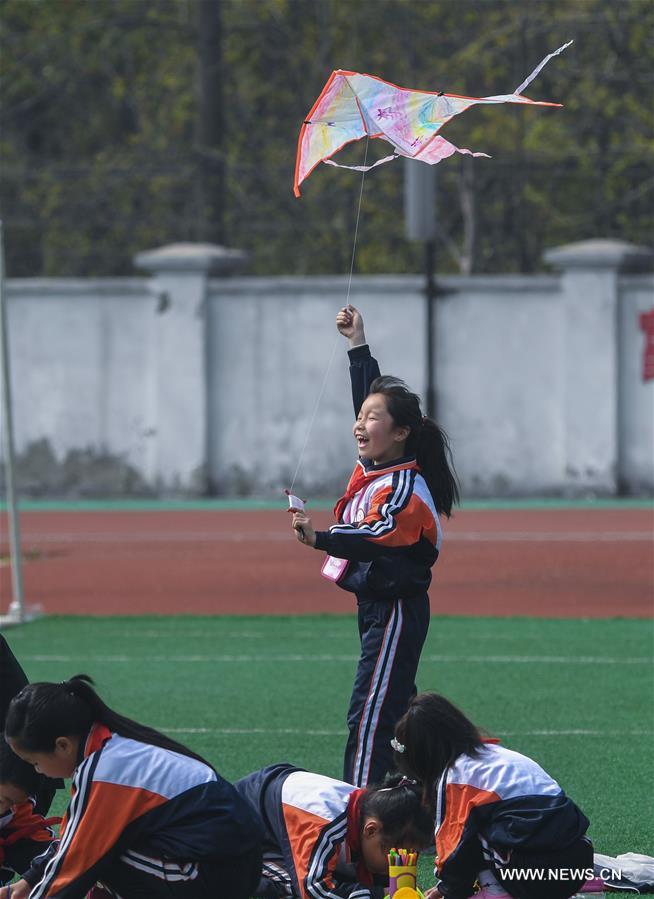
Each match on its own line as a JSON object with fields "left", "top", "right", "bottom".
{"left": 88, "top": 846, "right": 263, "bottom": 898}
{"left": 494, "top": 836, "right": 594, "bottom": 899}
{"left": 234, "top": 764, "right": 300, "bottom": 898}
{"left": 343, "top": 593, "right": 430, "bottom": 787}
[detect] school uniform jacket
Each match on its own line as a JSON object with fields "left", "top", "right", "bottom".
{"left": 236, "top": 764, "right": 375, "bottom": 899}
{"left": 29, "top": 722, "right": 262, "bottom": 898}
{"left": 313, "top": 345, "right": 442, "bottom": 600}
{"left": 432, "top": 744, "right": 590, "bottom": 899}
{"left": 0, "top": 798, "right": 56, "bottom": 877}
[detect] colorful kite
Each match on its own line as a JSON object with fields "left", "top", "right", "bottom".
{"left": 294, "top": 41, "right": 572, "bottom": 196}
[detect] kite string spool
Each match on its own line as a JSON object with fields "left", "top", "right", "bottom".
{"left": 288, "top": 137, "right": 370, "bottom": 496}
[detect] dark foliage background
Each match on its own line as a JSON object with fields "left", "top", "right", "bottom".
{"left": 1, "top": 0, "right": 652, "bottom": 277}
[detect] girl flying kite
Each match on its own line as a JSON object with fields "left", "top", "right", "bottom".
{"left": 291, "top": 305, "right": 458, "bottom": 787}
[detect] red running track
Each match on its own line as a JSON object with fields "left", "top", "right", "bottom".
{"left": 1, "top": 507, "right": 652, "bottom": 617}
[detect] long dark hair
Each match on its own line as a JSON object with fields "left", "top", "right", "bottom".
{"left": 369, "top": 376, "right": 459, "bottom": 517}
{"left": 5, "top": 674, "right": 213, "bottom": 770}
{"left": 393, "top": 693, "right": 486, "bottom": 805}
{"left": 360, "top": 773, "right": 434, "bottom": 848}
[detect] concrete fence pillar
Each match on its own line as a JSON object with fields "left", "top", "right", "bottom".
{"left": 544, "top": 239, "right": 653, "bottom": 494}
{"left": 134, "top": 242, "right": 246, "bottom": 493}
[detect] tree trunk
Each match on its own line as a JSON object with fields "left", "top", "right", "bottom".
{"left": 195, "top": 0, "right": 224, "bottom": 244}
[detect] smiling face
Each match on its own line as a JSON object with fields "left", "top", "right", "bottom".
{"left": 353, "top": 393, "right": 410, "bottom": 465}
{"left": 7, "top": 736, "right": 80, "bottom": 780}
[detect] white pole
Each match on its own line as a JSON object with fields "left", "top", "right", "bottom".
{"left": 0, "top": 219, "right": 26, "bottom": 623}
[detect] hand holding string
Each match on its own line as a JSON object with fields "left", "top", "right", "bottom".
{"left": 336, "top": 304, "right": 366, "bottom": 347}
{"left": 291, "top": 511, "right": 316, "bottom": 546}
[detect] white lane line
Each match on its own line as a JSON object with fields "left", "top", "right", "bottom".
{"left": 428, "top": 655, "right": 653, "bottom": 664}
{"left": 500, "top": 729, "right": 654, "bottom": 736}
{"left": 165, "top": 727, "right": 348, "bottom": 736}
{"left": 451, "top": 531, "right": 653, "bottom": 542}
{"left": 7, "top": 530, "right": 653, "bottom": 544}
{"left": 22, "top": 654, "right": 653, "bottom": 665}
{"left": 85, "top": 630, "right": 350, "bottom": 640}
{"left": 31, "top": 630, "right": 558, "bottom": 643}
{"left": 66, "top": 630, "right": 591, "bottom": 643}
{"left": 159, "top": 726, "right": 653, "bottom": 738}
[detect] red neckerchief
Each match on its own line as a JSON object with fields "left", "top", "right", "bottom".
{"left": 0, "top": 802, "right": 60, "bottom": 865}
{"left": 334, "top": 458, "right": 420, "bottom": 522}
{"left": 345, "top": 788, "right": 373, "bottom": 887}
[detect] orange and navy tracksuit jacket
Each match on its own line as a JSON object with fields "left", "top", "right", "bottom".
{"left": 314, "top": 344, "right": 441, "bottom": 787}
{"left": 0, "top": 798, "right": 57, "bottom": 883}
{"left": 28, "top": 722, "right": 262, "bottom": 898}
{"left": 315, "top": 454, "right": 441, "bottom": 599}
{"left": 313, "top": 343, "right": 441, "bottom": 601}
{"left": 235, "top": 764, "right": 377, "bottom": 899}
{"left": 432, "top": 744, "right": 590, "bottom": 899}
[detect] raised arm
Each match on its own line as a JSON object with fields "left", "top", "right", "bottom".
{"left": 336, "top": 305, "right": 381, "bottom": 416}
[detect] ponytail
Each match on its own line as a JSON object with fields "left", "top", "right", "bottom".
{"left": 415, "top": 417, "right": 459, "bottom": 518}
{"left": 360, "top": 773, "right": 433, "bottom": 847}
{"left": 393, "top": 692, "right": 485, "bottom": 806}
{"left": 5, "top": 674, "right": 213, "bottom": 770}
{"left": 369, "top": 376, "right": 460, "bottom": 517}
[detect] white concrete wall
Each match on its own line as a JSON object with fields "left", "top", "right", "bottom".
{"left": 435, "top": 276, "right": 563, "bottom": 495}
{"left": 619, "top": 274, "right": 654, "bottom": 492}
{"left": 2, "top": 279, "right": 156, "bottom": 493}
{"left": 207, "top": 275, "right": 565, "bottom": 496}
{"left": 208, "top": 277, "right": 425, "bottom": 495}
{"left": 1, "top": 242, "right": 652, "bottom": 497}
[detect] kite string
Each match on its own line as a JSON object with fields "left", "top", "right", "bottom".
{"left": 344, "top": 135, "right": 370, "bottom": 308}
{"left": 289, "top": 137, "right": 370, "bottom": 496}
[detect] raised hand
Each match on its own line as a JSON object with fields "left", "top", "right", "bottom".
{"left": 336, "top": 305, "right": 366, "bottom": 347}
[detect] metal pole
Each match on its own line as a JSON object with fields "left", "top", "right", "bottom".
{"left": 404, "top": 158, "right": 438, "bottom": 420}
{"left": 0, "top": 220, "right": 26, "bottom": 622}
{"left": 425, "top": 239, "right": 436, "bottom": 419}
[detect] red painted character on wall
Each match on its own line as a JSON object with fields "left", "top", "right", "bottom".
{"left": 639, "top": 308, "right": 654, "bottom": 382}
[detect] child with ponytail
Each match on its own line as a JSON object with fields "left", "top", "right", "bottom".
{"left": 291, "top": 305, "right": 459, "bottom": 788}
{"left": 392, "top": 692, "right": 593, "bottom": 899}
{"left": 2, "top": 674, "right": 263, "bottom": 899}
{"left": 235, "top": 763, "right": 433, "bottom": 898}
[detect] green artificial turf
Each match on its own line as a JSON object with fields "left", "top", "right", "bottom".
{"left": 5, "top": 614, "right": 653, "bottom": 892}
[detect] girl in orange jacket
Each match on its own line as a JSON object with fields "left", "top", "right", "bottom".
{"left": 392, "top": 693, "right": 592, "bottom": 899}
{"left": 3, "top": 674, "right": 262, "bottom": 899}
{"left": 235, "top": 764, "right": 434, "bottom": 899}
{"left": 291, "top": 306, "right": 459, "bottom": 787}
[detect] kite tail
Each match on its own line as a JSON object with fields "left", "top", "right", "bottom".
{"left": 514, "top": 40, "right": 574, "bottom": 96}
